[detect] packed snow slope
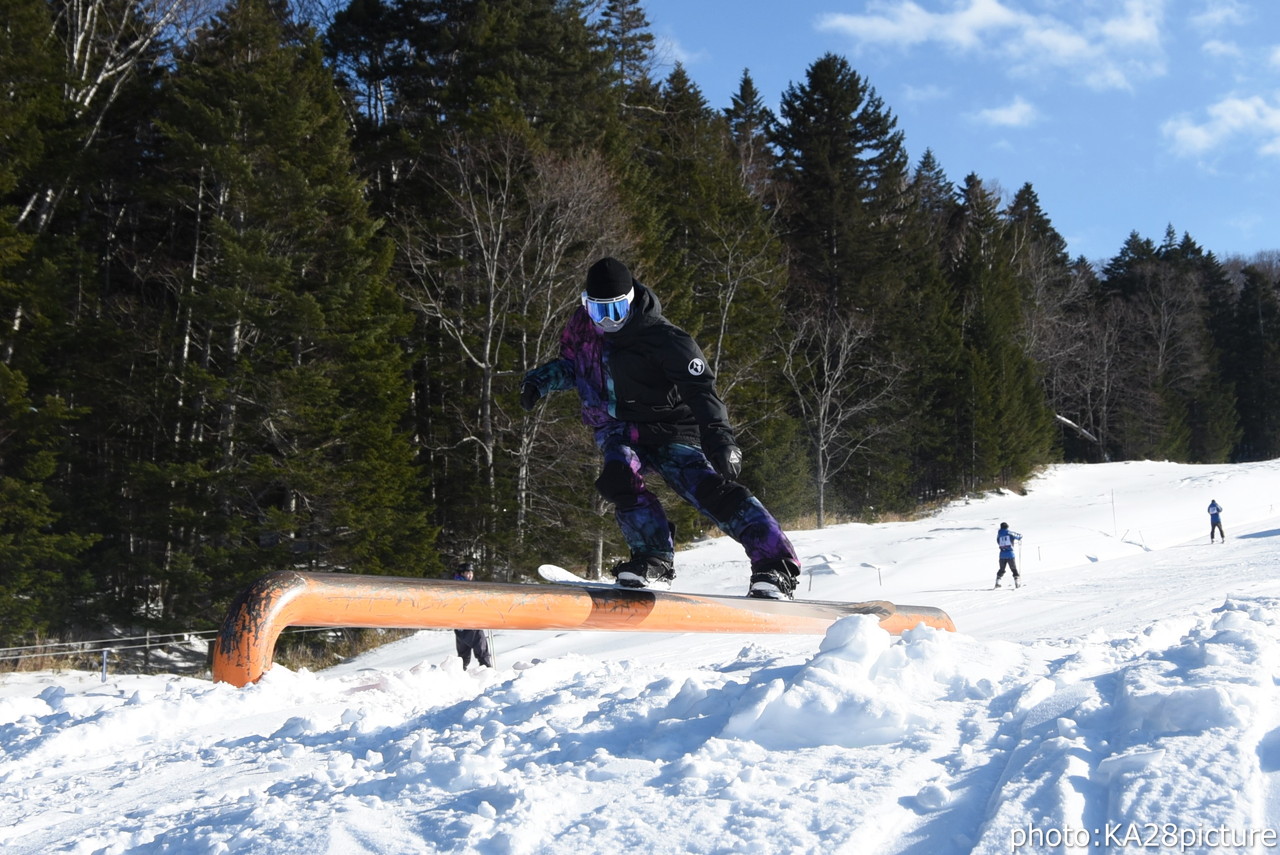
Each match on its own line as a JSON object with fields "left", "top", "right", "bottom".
{"left": 5, "top": 460, "right": 1280, "bottom": 855}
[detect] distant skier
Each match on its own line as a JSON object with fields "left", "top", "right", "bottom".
{"left": 995, "top": 522, "right": 1022, "bottom": 589}
{"left": 520, "top": 257, "right": 800, "bottom": 599}
{"left": 1208, "top": 500, "right": 1225, "bottom": 543}
{"left": 452, "top": 563, "right": 493, "bottom": 668}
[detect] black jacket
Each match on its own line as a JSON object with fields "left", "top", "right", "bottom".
{"left": 529, "top": 282, "right": 736, "bottom": 450}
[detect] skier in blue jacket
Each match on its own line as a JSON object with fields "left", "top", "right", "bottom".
{"left": 995, "top": 522, "right": 1022, "bottom": 589}
{"left": 1208, "top": 500, "right": 1224, "bottom": 543}
{"left": 520, "top": 257, "right": 800, "bottom": 599}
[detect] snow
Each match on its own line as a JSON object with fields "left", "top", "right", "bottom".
{"left": 5, "top": 459, "right": 1280, "bottom": 854}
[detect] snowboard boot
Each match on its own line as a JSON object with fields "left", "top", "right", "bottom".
{"left": 611, "top": 554, "right": 675, "bottom": 589}
{"left": 748, "top": 558, "right": 801, "bottom": 600}
{"left": 994, "top": 576, "right": 1003, "bottom": 589}
{"left": 1013, "top": 576, "right": 1021, "bottom": 589}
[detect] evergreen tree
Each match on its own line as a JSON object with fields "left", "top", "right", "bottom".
{"left": 1171, "top": 234, "right": 1239, "bottom": 463}
{"left": 1, "top": 0, "right": 107, "bottom": 638}
{"left": 1101, "top": 231, "right": 1159, "bottom": 300}
{"left": 893, "top": 151, "right": 968, "bottom": 502}
{"left": 642, "top": 64, "right": 719, "bottom": 327}
{"left": 1, "top": 0, "right": 65, "bottom": 368}
{"left": 1002, "top": 182, "right": 1084, "bottom": 457}
{"left": 642, "top": 64, "right": 806, "bottom": 529}
{"left": 135, "top": 0, "right": 437, "bottom": 619}
{"left": 724, "top": 70, "right": 776, "bottom": 203}
{"left": 1230, "top": 265, "right": 1280, "bottom": 460}
{"left": 0, "top": 367, "right": 97, "bottom": 644}
{"left": 331, "top": 0, "right": 636, "bottom": 572}
{"left": 771, "top": 54, "right": 917, "bottom": 514}
{"left": 950, "top": 174, "right": 1054, "bottom": 485}
{"left": 432, "top": 0, "right": 615, "bottom": 146}
{"left": 910, "top": 149, "right": 963, "bottom": 265}
{"left": 1096, "top": 227, "right": 1238, "bottom": 462}
{"left": 772, "top": 53, "right": 908, "bottom": 311}
{"left": 598, "top": 0, "right": 654, "bottom": 89}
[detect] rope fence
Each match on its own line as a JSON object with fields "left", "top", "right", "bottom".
{"left": 0, "top": 625, "right": 377, "bottom": 682}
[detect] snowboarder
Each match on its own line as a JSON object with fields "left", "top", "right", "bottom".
{"left": 452, "top": 563, "right": 493, "bottom": 668}
{"left": 995, "top": 522, "right": 1022, "bottom": 589}
{"left": 1208, "top": 500, "right": 1225, "bottom": 543}
{"left": 520, "top": 257, "right": 800, "bottom": 599}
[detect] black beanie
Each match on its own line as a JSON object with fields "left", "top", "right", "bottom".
{"left": 585, "top": 257, "right": 633, "bottom": 299}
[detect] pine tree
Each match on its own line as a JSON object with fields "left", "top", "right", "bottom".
{"left": 771, "top": 54, "right": 914, "bottom": 515}
{"left": 892, "top": 150, "right": 968, "bottom": 502}
{"left": 1002, "top": 182, "right": 1085, "bottom": 458}
{"left": 950, "top": 174, "right": 1054, "bottom": 486}
{"left": 1171, "top": 235, "right": 1239, "bottom": 463}
{"left": 139, "top": 0, "right": 437, "bottom": 618}
{"left": 1, "top": 0, "right": 65, "bottom": 368}
{"left": 724, "top": 70, "right": 776, "bottom": 203}
{"left": 641, "top": 64, "right": 806, "bottom": 529}
{"left": 0, "top": 365, "right": 99, "bottom": 644}
{"left": 598, "top": 0, "right": 655, "bottom": 89}
{"left": 0, "top": 0, "right": 105, "bottom": 641}
{"left": 349, "top": 0, "right": 633, "bottom": 572}
{"left": 772, "top": 53, "right": 908, "bottom": 311}
{"left": 1096, "top": 227, "right": 1238, "bottom": 462}
{"left": 1230, "top": 265, "right": 1280, "bottom": 460}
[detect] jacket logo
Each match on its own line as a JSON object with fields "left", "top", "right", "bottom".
{"left": 688, "top": 358, "right": 706, "bottom": 376}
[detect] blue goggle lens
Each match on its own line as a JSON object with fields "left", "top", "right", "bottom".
{"left": 582, "top": 289, "right": 633, "bottom": 328}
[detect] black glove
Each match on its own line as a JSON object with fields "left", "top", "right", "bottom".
{"left": 707, "top": 441, "right": 742, "bottom": 480}
{"left": 520, "top": 382, "right": 542, "bottom": 411}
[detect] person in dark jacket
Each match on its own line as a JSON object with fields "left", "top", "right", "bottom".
{"left": 452, "top": 563, "right": 492, "bottom": 668}
{"left": 1208, "top": 500, "right": 1225, "bottom": 542}
{"left": 520, "top": 257, "right": 801, "bottom": 599}
{"left": 995, "top": 522, "right": 1022, "bottom": 589}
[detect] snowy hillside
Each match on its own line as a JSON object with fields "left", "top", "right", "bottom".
{"left": 4, "top": 459, "right": 1280, "bottom": 854}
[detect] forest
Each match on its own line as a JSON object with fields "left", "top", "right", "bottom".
{"left": 2, "top": 0, "right": 1278, "bottom": 646}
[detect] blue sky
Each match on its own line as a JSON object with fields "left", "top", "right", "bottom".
{"left": 638, "top": 0, "right": 1280, "bottom": 263}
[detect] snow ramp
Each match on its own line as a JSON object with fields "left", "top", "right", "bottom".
{"left": 211, "top": 570, "right": 955, "bottom": 686}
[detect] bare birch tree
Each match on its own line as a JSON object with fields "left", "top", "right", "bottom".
{"left": 780, "top": 308, "right": 903, "bottom": 527}
{"left": 22, "top": 0, "right": 216, "bottom": 234}
{"left": 400, "top": 133, "right": 631, "bottom": 571}
{"left": 692, "top": 214, "right": 784, "bottom": 396}
{"left": 5, "top": 0, "right": 217, "bottom": 366}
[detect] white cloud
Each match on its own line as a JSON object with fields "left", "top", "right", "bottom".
{"left": 1100, "top": 0, "right": 1163, "bottom": 47}
{"left": 1162, "top": 94, "right": 1280, "bottom": 158}
{"left": 1201, "top": 40, "right": 1241, "bottom": 59}
{"left": 817, "top": 0, "right": 1168, "bottom": 91}
{"left": 1189, "top": 0, "right": 1247, "bottom": 29}
{"left": 818, "top": 0, "right": 1019, "bottom": 50}
{"left": 817, "top": 0, "right": 1023, "bottom": 50}
{"left": 652, "top": 34, "right": 707, "bottom": 70}
{"left": 974, "top": 96, "right": 1038, "bottom": 127}
{"left": 902, "top": 83, "right": 949, "bottom": 103}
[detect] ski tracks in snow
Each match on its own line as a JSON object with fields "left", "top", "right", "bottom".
{"left": 943, "top": 598, "right": 1280, "bottom": 853}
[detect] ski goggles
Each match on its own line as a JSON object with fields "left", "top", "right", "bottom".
{"left": 581, "top": 287, "right": 634, "bottom": 332}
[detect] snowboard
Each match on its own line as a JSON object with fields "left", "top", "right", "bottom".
{"left": 537, "top": 563, "right": 671, "bottom": 591}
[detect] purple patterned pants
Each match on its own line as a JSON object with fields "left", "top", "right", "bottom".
{"left": 593, "top": 426, "right": 798, "bottom": 570}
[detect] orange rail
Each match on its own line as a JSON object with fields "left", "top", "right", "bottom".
{"left": 211, "top": 570, "right": 956, "bottom": 686}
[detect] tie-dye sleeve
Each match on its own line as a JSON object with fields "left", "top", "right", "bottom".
{"left": 523, "top": 357, "right": 574, "bottom": 394}
{"left": 522, "top": 314, "right": 588, "bottom": 394}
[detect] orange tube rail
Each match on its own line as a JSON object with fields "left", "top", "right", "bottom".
{"left": 211, "top": 570, "right": 956, "bottom": 686}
